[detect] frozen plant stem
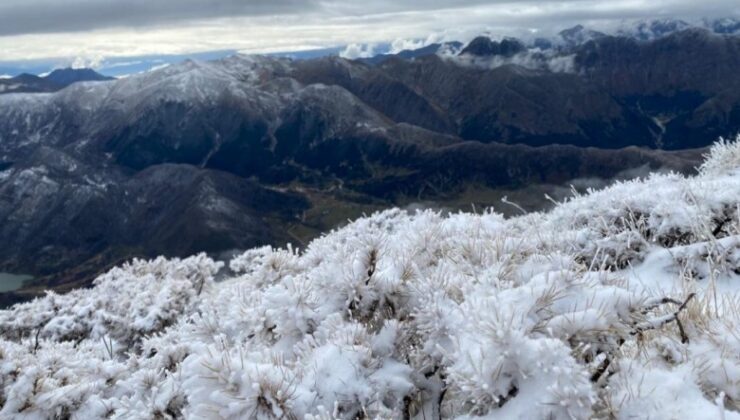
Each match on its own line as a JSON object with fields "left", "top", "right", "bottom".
{"left": 633, "top": 293, "right": 696, "bottom": 344}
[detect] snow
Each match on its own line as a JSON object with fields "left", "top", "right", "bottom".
{"left": 450, "top": 49, "right": 577, "bottom": 73}
{"left": 1, "top": 138, "right": 740, "bottom": 418}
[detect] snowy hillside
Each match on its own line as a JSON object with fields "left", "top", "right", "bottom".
{"left": 1, "top": 138, "right": 740, "bottom": 419}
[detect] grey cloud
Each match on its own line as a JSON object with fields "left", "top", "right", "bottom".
{"left": 0, "top": 0, "right": 317, "bottom": 36}
{"left": 0, "top": 0, "right": 518, "bottom": 37}
{"left": 5, "top": 0, "right": 734, "bottom": 37}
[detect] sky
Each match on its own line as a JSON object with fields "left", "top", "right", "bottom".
{"left": 0, "top": 0, "right": 738, "bottom": 68}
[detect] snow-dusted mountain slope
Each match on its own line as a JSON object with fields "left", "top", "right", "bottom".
{"left": 1, "top": 137, "right": 739, "bottom": 419}
{"left": 2, "top": 49, "right": 710, "bottom": 293}
{"left": 556, "top": 18, "right": 739, "bottom": 46}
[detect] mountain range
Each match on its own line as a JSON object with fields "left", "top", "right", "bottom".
{"left": 0, "top": 68, "right": 113, "bottom": 94}
{"left": 1, "top": 21, "right": 739, "bottom": 304}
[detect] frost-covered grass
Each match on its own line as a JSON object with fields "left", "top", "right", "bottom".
{"left": 1, "top": 137, "right": 740, "bottom": 419}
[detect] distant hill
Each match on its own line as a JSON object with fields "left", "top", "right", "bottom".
{"left": 0, "top": 68, "right": 113, "bottom": 94}
{"left": 0, "top": 73, "right": 59, "bottom": 94}
{"left": 44, "top": 68, "right": 114, "bottom": 87}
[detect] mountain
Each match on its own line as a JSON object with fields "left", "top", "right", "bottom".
{"left": 311, "top": 29, "right": 740, "bottom": 149}
{"left": 574, "top": 29, "right": 740, "bottom": 148}
{"left": 459, "top": 37, "right": 526, "bottom": 57}
{"left": 360, "top": 42, "right": 462, "bottom": 65}
{"left": 0, "top": 138, "right": 738, "bottom": 418}
{"left": 560, "top": 18, "right": 740, "bottom": 47}
{"left": 0, "top": 73, "right": 59, "bottom": 94}
{"left": 558, "top": 24, "right": 607, "bottom": 47}
{"left": 44, "top": 68, "right": 114, "bottom": 87}
{"left": 2, "top": 24, "right": 740, "bottom": 302}
{"left": 0, "top": 68, "right": 113, "bottom": 95}
{"left": 616, "top": 18, "right": 692, "bottom": 41}
{"left": 708, "top": 17, "right": 740, "bottom": 34}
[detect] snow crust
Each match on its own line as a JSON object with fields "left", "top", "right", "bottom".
{"left": 1, "top": 138, "right": 740, "bottom": 419}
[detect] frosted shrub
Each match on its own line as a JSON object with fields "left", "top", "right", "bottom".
{"left": 1, "top": 139, "right": 740, "bottom": 418}
{"left": 183, "top": 347, "right": 305, "bottom": 419}
{"left": 447, "top": 298, "right": 596, "bottom": 418}
{"left": 700, "top": 135, "right": 740, "bottom": 176}
{"left": 0, "top": 254, "right": 222, "bottom": 348}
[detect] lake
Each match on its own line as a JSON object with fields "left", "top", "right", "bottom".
{"left": 0, "top": 273, "right": 32, "bottom": 292}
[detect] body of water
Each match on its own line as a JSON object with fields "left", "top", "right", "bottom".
{"left": 0, "top": 273, "right": 32, "bottom": 292}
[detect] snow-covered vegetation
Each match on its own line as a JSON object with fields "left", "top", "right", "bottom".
{"left": 2, "top": 138, "right": 740, "bottom": 419}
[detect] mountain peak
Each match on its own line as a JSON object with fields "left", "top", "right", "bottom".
{"left": 617, "top": 18, "right": 692, "bottom": 41}
{"left": 459, "top": 36, "right": 526, "bottom": 57}
{"left": 358, "top": 41, "right": 463, "bottom": 66}
{"left": 705, "top": 17, "right": 740, "bottom": 34}
{"left": 558, "top": 25, "right": 607, "bottom": 46}
{"left": 44, "top": 67, "right": 114, "bottom": 87}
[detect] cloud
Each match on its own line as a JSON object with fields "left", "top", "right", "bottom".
{"left": 340, "top": 43, "right": 379, "bottom": 59}
{"left": 0, "top": 0, "right": 315, "bottom": 36}
{"left": 71, "top": 55, "right": 105, "bottom": 69}
{"left": 446, "top": 49, "right": 577, "bottom": 73}
{"left": 389, "top": 38, "right": 427, "bottom": 54}
{"left": 148, "top": 63, "right": 171, "bottom": 72}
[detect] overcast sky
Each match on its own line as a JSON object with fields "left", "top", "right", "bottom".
{"left": 0, "top": 0, "right": 738, "bottom": 63}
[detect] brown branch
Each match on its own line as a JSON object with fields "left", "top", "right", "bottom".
{"left": 712, "top": 217, "right": 731, "bottom": 237}
{"left": 402, "top": 395, "right": 412, "bottom": 420}
{"left": 641, "top": 297, "right": 683, "bottom": 313}
{"left": 365, "top": 248, "right": 378, "bottom": 285}
{"left": 632, "top": 293, "right": 696, "bottom": 343}
{"left": 33, "top": 327, "right": 41, "bottom": 354}
{"left": 592, "top": 293, "right": 696, "bottom": 386}
{"left": 590, "top": 356, "right": 611, "bottom": 383}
